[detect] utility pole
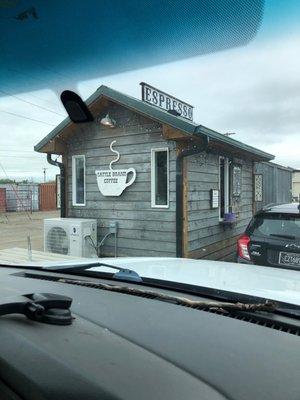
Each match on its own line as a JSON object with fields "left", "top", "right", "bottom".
{"left": 43, "top": 167, "right": 47, "bottom": 183}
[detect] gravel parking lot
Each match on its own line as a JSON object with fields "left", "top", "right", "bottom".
{"left": 0, "top": 210, "right": 59, "bottom": 251}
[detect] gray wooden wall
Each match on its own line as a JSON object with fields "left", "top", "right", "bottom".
{"left": 65, "top": 102, "right": 177, "bottom": 257}
{"left": 63, "top": 100, "right": 259, "bottom": 260}
{"left": 185, "top": 152, "right": 254, "bottom": 260}
{"left": 254, "top": 162, "right": 292, "bottom": 212}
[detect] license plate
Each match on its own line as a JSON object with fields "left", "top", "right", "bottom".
{"left": 279, "top": 251, "right": 300, "bottom": 267}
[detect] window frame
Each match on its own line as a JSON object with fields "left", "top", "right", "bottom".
{"left": 72, "top": 155, "right": 86, "bottom": 207}
{"left": 151, "top": 147, "right": 170, "bottom": 209}
{"left": 219, "top": 156, "right": 230, "bottom": 221}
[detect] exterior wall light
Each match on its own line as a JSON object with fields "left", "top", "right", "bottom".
{"left": 100, "top": 113, "right": 116, "bottom": 128}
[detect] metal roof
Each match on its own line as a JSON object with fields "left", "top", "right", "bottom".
{"left": 34, "top": 85, "right": 274, "bottom": 161}
{"left": 259, "top": 203, "right": 300, "bottom": 214}
{"left": 258, "top": 161, "right": 294, "bottom": 172}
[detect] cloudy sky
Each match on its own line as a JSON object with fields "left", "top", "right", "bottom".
{"left": 0, "top": 0, "right": 299, "bottom": 181}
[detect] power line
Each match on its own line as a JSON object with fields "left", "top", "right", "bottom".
{"left": 0, "top": 155, "right": 46, "bottom": 159}
{"left": 7, "top": 61, "right": 96, "bottom": 93}
{"left": 0, "top": 169, "right": 49, "bottom": 176}
{"left": 0, "top": 110, "right": 57, "bottom": 126}
{"left": 26, "top": 92, "right": 63, "bottom": 110}
{"left": 36, "top": 63, "right": 97, "bottom": 92}
{"left": 6, "top": 68, "right": 65, "bottom": 108}
{"left": 0, "top": 149, "right": 38, "bottom": 153}
{"left": 0, "top": 145, "right": 38, "bottom": 150}
{"left": 7, "top": 65, "right": 93, "bottom": 94}
{"left": 0, "top": 153, "right": 46, "bottom": 158}
{"left": 0, "top": 170, "right": 46, "bottom": 173}
{"left": 0, "top": 150, "right": 36, "bottom": 153}
{"left": 0, "top": 88, "right": 66, "bottom": 117}
{"left": 3, "top": 39, "right": 99, "bottom": 93}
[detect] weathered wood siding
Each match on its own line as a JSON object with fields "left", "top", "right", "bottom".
{"left": 65, "top": 102, "right": 177, "bottom": 257}
{"left": 254, "top": 162, "right": 292, "bottom": 212}
{"left": 185, "top": 152, "right": 253, "bottom": 260}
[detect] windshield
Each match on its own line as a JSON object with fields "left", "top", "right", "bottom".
{"left": 0, "top": 0, "right": 300, "bottom": 300}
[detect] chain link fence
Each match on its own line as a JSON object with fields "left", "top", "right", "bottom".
{"left": 0, "top": 185, "right": 40, "bottom": 214}
{"left": 1, "top": 189, "right": 33, "bottom": 213}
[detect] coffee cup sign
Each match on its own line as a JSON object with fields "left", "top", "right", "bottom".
{"left": 95, "top": 140, "right": 136, "bottom": 196}
{"left": 96, "top": 168, "right": 136, "bottom": 196}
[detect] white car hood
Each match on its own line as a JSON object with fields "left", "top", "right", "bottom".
{"left": 7, "top": 256, "right": 299, "bottom": 306}
{"left": 90, "top": 258, "right": 300, "bottom": 306}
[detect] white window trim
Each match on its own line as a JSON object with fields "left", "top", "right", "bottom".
{"left": 72, "top": 155, "right": 86, "bottom": 206}
{"left": 219, "top": 156, "right": 230, "bottom": 221}
{"left": 151, "top": 148, "right": 169, "bottom": 209}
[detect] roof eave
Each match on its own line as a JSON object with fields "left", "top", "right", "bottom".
{"left": 34, "top": 86, "right": 196, "bottom": 153}
{"left": 34, "top": 85, "right": 274, "bottom": 162}
{"left": 34, "top": 117, "right": 72, "bottom": 153}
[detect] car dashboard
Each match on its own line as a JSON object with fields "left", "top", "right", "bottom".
{"left": 0, "top": 265, "right": 299, "bottom": 400}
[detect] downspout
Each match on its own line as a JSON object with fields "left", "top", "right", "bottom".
{"left": 176, "top": 136, "right": 209, "bottom": 257}
{"left": 47, "top": 153, "right": 66, "bottom": 218}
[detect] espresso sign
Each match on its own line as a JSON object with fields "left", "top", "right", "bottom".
{"left": 140, "top": 82, "right": 194, "bottom": 121}
{"left": 95, "top": 141, "right": 136, "bottom": 196}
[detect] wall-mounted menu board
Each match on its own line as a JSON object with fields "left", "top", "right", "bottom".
{"left": 210, "top": 189, "right": 219, "bottom": 209}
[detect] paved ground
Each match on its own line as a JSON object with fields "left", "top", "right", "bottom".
{"left": 0, "top": 210, "right": 60, "bottom": 251}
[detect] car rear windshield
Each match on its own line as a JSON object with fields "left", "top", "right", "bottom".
{"left": 248, "top": 213, "right": 300, "bottom": 240}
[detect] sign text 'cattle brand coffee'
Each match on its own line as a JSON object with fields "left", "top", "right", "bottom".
{"left": 140, "top": 82, "right": 194, "bottom": 121}
{"left": 95, "top": 141, "right": 136, "bottom": 196}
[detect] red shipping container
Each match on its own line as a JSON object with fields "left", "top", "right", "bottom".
{"left": 39, "top": 183, "right": 57, "bottom": 211}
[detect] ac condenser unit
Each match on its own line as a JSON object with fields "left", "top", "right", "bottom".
{"left": 44, "top": 218, "right": 97, "bottom": 258}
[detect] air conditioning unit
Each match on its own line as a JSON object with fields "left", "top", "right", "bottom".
{"left": 44, "top": 218, "right": 97, "bottom": 258}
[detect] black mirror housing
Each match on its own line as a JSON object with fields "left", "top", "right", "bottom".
{"left": 60, "top": 90, "right": 94, "bottom": 123}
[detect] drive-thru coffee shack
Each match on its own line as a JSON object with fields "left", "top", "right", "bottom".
{"left": 35, "top": 83, "right": 275, "bottom": 260}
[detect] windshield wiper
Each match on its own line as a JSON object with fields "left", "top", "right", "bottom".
{"left": 270, "top": 234, "right": 296, "bottom": 240}
{"left": 0, "top": 261, "right": 143, "bottom": 283}
{"left": 56, "top": 276, "right": 277, "bottom": 314}
{"left": 44, "top": 262, "right": 143, "bottom": 283}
